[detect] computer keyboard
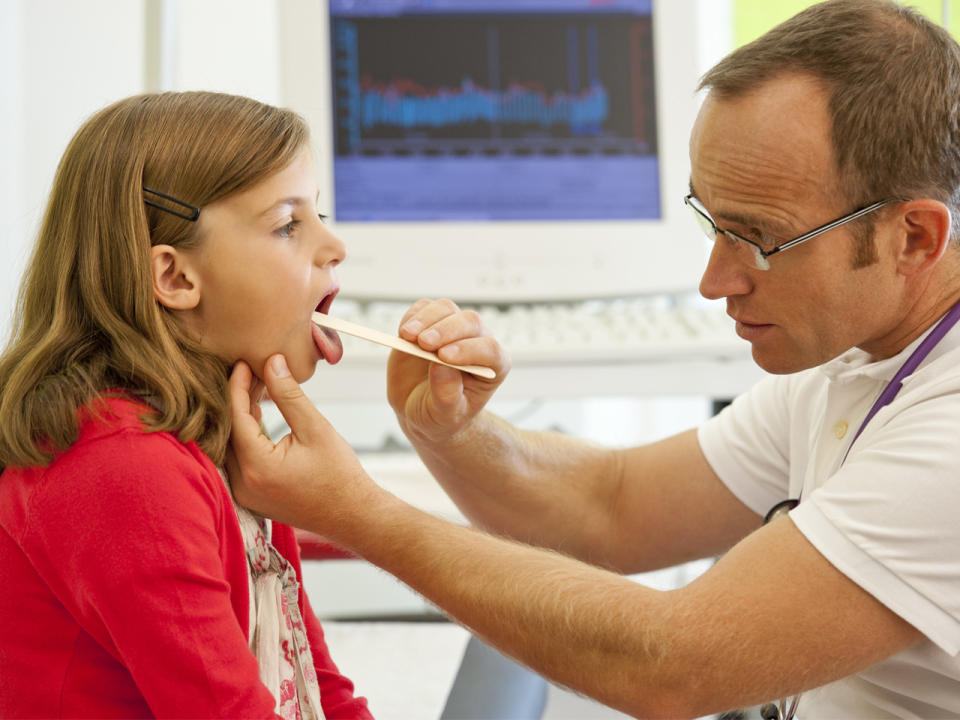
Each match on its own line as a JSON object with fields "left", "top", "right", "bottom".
{"left": 329, "top": 295, "right": 749, "bottom": 366}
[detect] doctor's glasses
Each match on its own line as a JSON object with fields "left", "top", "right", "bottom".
{"left": 684, "top": 194, "right": 888, "bottom": 270}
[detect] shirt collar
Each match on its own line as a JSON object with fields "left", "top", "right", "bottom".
{"left": 818, "top": 315, "right": 960, "bottom": 384}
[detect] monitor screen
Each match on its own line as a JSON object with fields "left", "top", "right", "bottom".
{"left": 280, "top": 0, "right": 707, "bottom": 302}
{"left": 328, "top": 0, "right": 659, "bottom": 222}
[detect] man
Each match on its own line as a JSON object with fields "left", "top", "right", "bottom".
{"left": 228, "top": 1, "right": 960, "bottom": 716}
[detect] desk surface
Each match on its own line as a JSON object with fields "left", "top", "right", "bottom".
{"left": 321, "top": 621, "right": 650, "bottom": 720}
{"left": 322, "top": 621, "right": 470, "bottom": 719}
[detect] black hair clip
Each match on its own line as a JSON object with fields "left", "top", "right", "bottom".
{"left": 142, "top": 187, "right": 201, "bottom": 222}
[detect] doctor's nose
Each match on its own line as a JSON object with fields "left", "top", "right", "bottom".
{"left": 698, "top": 238, "right": 752, "bottom": 301}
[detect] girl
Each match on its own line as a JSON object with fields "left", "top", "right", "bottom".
{"left": 0, "top": 91, "right": 370, "bottom": 718}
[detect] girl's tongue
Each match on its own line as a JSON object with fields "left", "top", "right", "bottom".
{"left": 311, "top": 321, "right": 343, "bottom": 364}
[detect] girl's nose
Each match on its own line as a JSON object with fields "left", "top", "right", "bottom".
{"left": 315, "top": 221, "right": 347, "bottom": 268}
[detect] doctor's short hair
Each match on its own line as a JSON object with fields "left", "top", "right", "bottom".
{"left": 0, "top": 92, "right": 309, "bottom": 468}
{"left": 699, "top": 0, "right": 960, "bottom": 245}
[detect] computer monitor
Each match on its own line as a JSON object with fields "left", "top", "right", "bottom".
{"left": 279, "top": 0, "right": 708, "bottom": 302}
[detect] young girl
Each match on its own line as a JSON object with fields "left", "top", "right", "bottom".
{"left": 0, "top": 91, "right": 371, "bottom": 718}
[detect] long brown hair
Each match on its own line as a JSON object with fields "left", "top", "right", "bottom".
{"left": 0, "top": 91, "right": 309, "bottom": 468}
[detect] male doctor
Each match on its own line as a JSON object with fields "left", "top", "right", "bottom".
{"left": 229, "top": 1, "right": 960, "bottom": 716}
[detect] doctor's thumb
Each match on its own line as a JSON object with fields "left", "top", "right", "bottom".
{"left": 262, "top": 354, "right": 318, "bottom": 436}
{"left": 268, "top": 354, "right": 291, "bottom": 379}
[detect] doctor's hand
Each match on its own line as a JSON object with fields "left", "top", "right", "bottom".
{"left": 227, "top": 355, "right": 379, "bottom": 535}
{"left": 390, "top": 298, "right": 511, "bottom": 444}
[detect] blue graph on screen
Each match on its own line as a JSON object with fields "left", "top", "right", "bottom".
{"left": 338, "top": 19, "right": 612, "bottom": 142}
{"left": 328, "top": 5, "right": 660, "bottom": 221}
{"left": 358, "top": 79, "right": 609, "bottom": 134}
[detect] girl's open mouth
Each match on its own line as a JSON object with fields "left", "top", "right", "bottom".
{"left": 311, "top": 291, "right": 343, "bottom": 364}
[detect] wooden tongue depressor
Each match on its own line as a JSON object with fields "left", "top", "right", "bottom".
{"left": 312, "top": 312, "right": 496, "bottom": 380}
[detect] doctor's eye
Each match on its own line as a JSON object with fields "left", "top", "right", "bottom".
{"left": 742, "top": 228, "right": 779, "bottom": 250}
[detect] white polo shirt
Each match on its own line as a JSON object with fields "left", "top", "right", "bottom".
{"left": 698, "top": 322, "right": 960, "bottom": 717}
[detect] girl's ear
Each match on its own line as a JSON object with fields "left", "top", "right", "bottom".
{"left": 151, "top": 245, "right": 200, "bottom": 310}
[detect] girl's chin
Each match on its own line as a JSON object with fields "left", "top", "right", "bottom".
{"left": 241, "top": 354, "right": 317, "bottom": 385}
{"left": 288, "top": 355, "right": 321, "bottom": 384}
{"left": 291, "top": 365, "right": 319, "bottom": 384}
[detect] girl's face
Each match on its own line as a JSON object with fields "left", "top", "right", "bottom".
{"left": 182, "top": 147, "right": 346, "bottom": 382}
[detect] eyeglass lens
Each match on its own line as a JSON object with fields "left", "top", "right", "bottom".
{"left": 687, "top": 202, "right": 718, "bottom": 241}
{"left": 685, "top": 197, "right": 770, "bottom": 270}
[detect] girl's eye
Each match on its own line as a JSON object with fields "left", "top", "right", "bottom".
{"left": 276, "top": 214, "right": 328, "bottom": 236}
{"left": 276, "top": 220, "right": 299, "bottom": 237}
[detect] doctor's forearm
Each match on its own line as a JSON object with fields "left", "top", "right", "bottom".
{"left": 403, "top": 410, "right": 627, "bottom": 565}
{"left": 329, "top": 486, "right": 699, "bottom": 719}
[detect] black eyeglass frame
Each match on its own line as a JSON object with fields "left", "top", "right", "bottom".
{"left": 684, "top": 194, "right": 889, "bottom": 270}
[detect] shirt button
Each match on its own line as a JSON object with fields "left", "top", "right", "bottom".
{"left": 833, "top": 421, "right": 849, "bottom": 439}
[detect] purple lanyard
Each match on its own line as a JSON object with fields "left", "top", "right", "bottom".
{"left": 765, "top": 300, "right": 960, "bottom": 524}
{"left": 840, "top": 298, "right": 960, "bottom": 465}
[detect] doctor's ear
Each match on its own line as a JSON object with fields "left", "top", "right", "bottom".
{"left": 894, "top": 199, "right": 952, "bottom": 275}
{"left": 151, "top": 244, "right": 200, "bottom": 310}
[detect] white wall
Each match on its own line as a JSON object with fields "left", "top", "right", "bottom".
{"left": 697, "top": 0, "right": 734, "bottom": 75}
{"left": 0, "top": 0, "right": 24, "bottom": 344}
{"left": 154, "top": 0, "right": 280, "bottom": 102}
{"left": 0, "top": 0, "right": 280, "bottom": 346}
{"left": 1, "top": 0, "right": 143, "bottom": 343}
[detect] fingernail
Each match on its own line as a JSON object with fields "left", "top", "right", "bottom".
{"left": 271, "top": 355, "right": 290, "bottom": 378}
{"left": 420, "top": 329, "right": 439, "bottom": 345}
{"left": 402, "top": 320, "right": 423, "bottom": 335}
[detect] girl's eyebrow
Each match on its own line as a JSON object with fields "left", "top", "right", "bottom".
{"left": 258, "top": 197, "right": 309, "bottom": 217}
{"left": 258, "top": 191, "right": 322, "bottom": 218}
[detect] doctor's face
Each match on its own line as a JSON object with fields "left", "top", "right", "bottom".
{"left": 184, "top": 147, "right": 346, "bottom": 383}
{"left": 691, "top": 73, "right": 903, "bottom": 374}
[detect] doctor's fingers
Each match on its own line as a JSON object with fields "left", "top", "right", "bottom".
{"left": 399, "top": 298, "right": 477, "bottom": 343}
{"left": 259, "top": 354, "right": 332, "bottom": 446}
{"left": 398, "top": 297, "right": 434, "bottom": 329}
{"left": 402, "top": 304, "right": 491, "bottom": 351}
{"left": 228, "top": 362, "right": 275, "bottom": 458}
{"left": 437, "top": 335, "right": 511, "bottom": 380}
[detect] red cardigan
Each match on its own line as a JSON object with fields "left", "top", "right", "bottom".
{"left": 0, "top": 396, "right": 372, "bottom": 719}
